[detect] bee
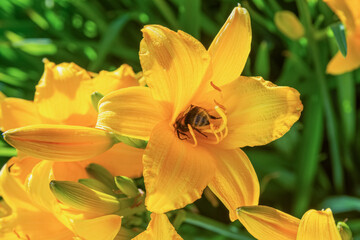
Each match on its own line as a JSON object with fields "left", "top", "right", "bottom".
{"left": 174, "top": 105, "right": 219, "bottom": 140}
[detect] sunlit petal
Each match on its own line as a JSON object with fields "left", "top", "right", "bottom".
{"left": 237, "top": 205, "right": 300, "bottom": 240}
{"left": 208, "top": 5, "right": 251, "bottom": 86}
{"left": 4, "top": 125, "right": 115, "bottom": 161}
{"left": 93, "top": 64, "right": 139, "bottom": 95}
{"left": 0, "top": 159, "right": 38, "bottom": 211}
{"left": 35, "top": 61, "right": 97, "bottom": 126}
{"left": 143, "top": 121, "right": 216, "bottom": 213}
{"left": 133, "top": 213, "right": 183, "bottom": 240}
{"left": 208, "top": 148, "right": 259, "bottom": 221}
{"left": 25, "top": 161, "right": 57, "bottom": 212}
{"left": 86, "top": 143, "right": 144, "bottom": 178}
{"left": 297, "top": 209, "right": 341, "bottom": 240}
{"left": 97, "top": 87, "right": 165, "bottom": 140}
{"left": 72, "top": 215, "right": 122, "bottom": 240}
{"left": 139, "top": 25, "right": 211, "bottom": 118}
{"left": 0, "top": 98, "right": 42, "bottom": 131}
{"left": 219, "top": 76, "right": 303, "bottom": 148}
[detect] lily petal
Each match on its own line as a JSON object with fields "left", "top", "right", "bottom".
{"left": 297, "top": 209, "right": 341, "bottom": 240}
{"left": 237, "top": 205, "right": 300, "bottom": 240}
{"left": 93, "top": 64, "right": 139, "bottom": 95}
{"left": 25, "top": 161, "right": 57, "bottom": 212}
{"left": 326, "top": 33, "right": 360, "bottom": 75}
{"left": 219, "top": 76, "right": 303, "bottom": 148}
{"left": 324, "top": 0, "right": 359, "bottom": 31}
{"left": 86, "top": 143, "right": 144, "bottom": 178}
{"left": 5, "top": 210, "right": 75, "bottom": 240}
{"left": 208, "top": 148, "right": 259, "bottom": 221}
{"left": 0, "top": 98, "right": 42, "bottom": 131}
{"left": 143, "top": 122, "right": 216, "bottom": 213}
{"left": 139, "top": 25, "right": 211, "bottom": 119}
{"left": 97, "top": 87, "right": 165, "bottom": 140}
{"left": 208, "top": 5, "right": 251, "bottom": 86}
{"left": 133, "top": 213, "right": 183, "bottom": 240}
{"left": 0, "top": 159, "right": 38, "bottom": 211}
{"left": 3, "top": 125, "right": 115, "bottom": 161}
{"left": 72, "top": 215, "right": 122, "bottom": 240}
{"left": 52, "top": 162, "right": 89, "bottom": 182}
{"left": 34, "top": 61, "right": 97, "bottom": 126}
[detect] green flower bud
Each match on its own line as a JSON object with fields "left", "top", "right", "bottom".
{"left": 114, "top": 176, "right": 139, "bottom": 197}
{"left": 337, "top": 221, "right": 353, "bottom": 240}
{"left": 274, "top": 11, "right": 304, "bottom": 40}
{"left": 91, "top": 91, "right": 104, "bottom": 112}
{"left": 86, "top": 163, "right": 117, "bottom": 190}
{"left": 115, "top": 134, "right": 148, "bottom": 149}
{"left": 50, "top": 180, "right": 133, "bottom": 214}
{"left": 78, "top": 178, "right": 114, "bottom": 196}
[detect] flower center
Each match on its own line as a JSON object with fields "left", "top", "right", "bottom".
{"left": 173, "top": 104, "right": 228, "bottom": 147}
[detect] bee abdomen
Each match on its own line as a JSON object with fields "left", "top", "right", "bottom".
{"left": 193, "top": 112, "right": 210, "bottom": 127}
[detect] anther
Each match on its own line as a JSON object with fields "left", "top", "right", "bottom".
{"left": 210, "top": 81, "right": 222, "bottom": 92}
{"left": 214, "top": 99, "right": 226, "bottom": 111}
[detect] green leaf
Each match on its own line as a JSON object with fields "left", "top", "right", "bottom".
{"left": 254, "top": 41, "right": 270, "bottom": 80}
{"left": 178, "top": 0, "right": 201, "bottom": 39}
{"left": 330, "top": 22, "right": 347, "bottom": 57}
{"left": 321, "top": 196, "right": 360, "bottom": 213}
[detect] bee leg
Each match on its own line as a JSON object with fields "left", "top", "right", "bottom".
{"left": 209, "top": 114, "right": 221, "bottom": 120}
{"left": 177, "top": 131, "right": 189, "bottom": 140}
{"left": 193, "top": 128, "right": 208, "bottom": 138}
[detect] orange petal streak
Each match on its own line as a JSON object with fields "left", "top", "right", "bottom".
{"left": 219, "top": 76, "right": 303, "bottom": 148}
{"left": 97, "top": 87, "right": 165, "bottom": 141}
{"left": 3, "top": 125, "right": 115, "bottom": 161}
{"left": 139, "top": 25, "right": 211, "bottom": 119}
{"left": 143, "top": 121, "right": 216, "bottom": 213}
{"left": 208, "top": 148, "right": 259, "bottom": 221}
{"left": 237, "top": 205, "right": 300, "bottom": 240}
{"left": 208, "top": 5, "right": 252, "bottom": 86}
{"left": 296, "top": 209, "right": 341, "bottom": 240}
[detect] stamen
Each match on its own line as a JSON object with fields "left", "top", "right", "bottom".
{"left": 210, "top": 81, "right": 222, "bottom": 92}
{"left": 187, "top": 124, "right": 198, "bottom": 147}
{"left": 214, "top": 99, "right": 226, "bottom": 111}
{"left": 210, "top": 124, "right": 220, "bottom": 144}
{"left": 214, "top": 106, "right": 228, "bottom": 133}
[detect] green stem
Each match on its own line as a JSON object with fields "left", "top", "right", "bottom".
{"left": 184, "top": 212, "right": 253, "bottom": 240}
{"left": 296, "top": 0, "right": 344, "bottom": 193}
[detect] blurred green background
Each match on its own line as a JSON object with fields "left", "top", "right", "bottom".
{"left": 1, "top": 0, "right": 360, "bottom": 239}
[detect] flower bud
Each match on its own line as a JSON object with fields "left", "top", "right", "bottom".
{"left": 3, "top": 125, "right": 116, "bottom": 161}
{"left": 78, "top": 178, "right": 114, "bottom": 196}
{"left": 86, "top": 163, "right": 117, "bottom": 190}
{"left": 50, "top": 180, "right": 125, "bottom": 214}
{"left": 114, "top": 176, "right": 139, "bottom": 197}
{"left": 115, "top": 134, "right": 148, "bottom": 149}
{"left": 91, "top": 91, "right": 104, "bottom": 112}
{"left": 274, "top": 11, "right": 304, "bottom": 40}
{"left": 337, "top": 222, "right": 353, "bottom": 240}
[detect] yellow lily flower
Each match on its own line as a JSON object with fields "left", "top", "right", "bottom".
{"left": 325, "top": 0, "right": 360, "bottom": 74}
{"left": 96, "top": 5, "right": 303, "bottom": 220}
{"left": 133, "top": 213, "right": 183, "bottom": 240}
{"left": 0, "top": 60, "right": 144, "bottom": 177}
{"left": 0, "top": 158, "right": 123, "bottom": 240}
{"left": 237, "top": 205, "right": 342, "bottom": 240}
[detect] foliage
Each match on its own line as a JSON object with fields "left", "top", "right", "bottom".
{"left": 1, "top": 0, "right": 360, "bottom": 239}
